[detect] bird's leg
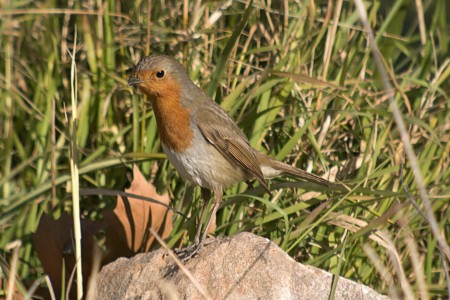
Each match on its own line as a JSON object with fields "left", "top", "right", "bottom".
{"left": 194, "top": 188, "right": 211, "bottom": 245}
{"left": 201, "top": 187, "right": 222, "bottom": 243}
{"left": 174, "top": 188, "right": 213, "bottom": 261}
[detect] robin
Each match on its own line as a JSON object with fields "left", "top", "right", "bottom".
{"left": 128, "top": 55, "right": 337, "bottom": 252}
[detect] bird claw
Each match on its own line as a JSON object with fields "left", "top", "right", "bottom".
{"left": 173, "top": 237, "right": 216, "bottom": 262}
{"left": 174, "top": 242, "right": 203, "bottom": 262}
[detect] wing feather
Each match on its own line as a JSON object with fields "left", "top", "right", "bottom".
{"left": 195, "top": 105, "right": 271, "bottom": 193}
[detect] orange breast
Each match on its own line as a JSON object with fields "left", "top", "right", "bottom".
{"left": 149, "top": 80, "right": 194, "bottom": 152}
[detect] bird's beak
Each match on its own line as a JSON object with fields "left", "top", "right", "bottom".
{"left": 128, "top": 77, "right": 143, "bottom": 86}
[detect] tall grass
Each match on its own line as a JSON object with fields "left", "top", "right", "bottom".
{"left": 0, "top": 0, "right": 449, "bottom": 299}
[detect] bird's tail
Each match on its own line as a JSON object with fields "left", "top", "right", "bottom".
{"left": 257, "top": 153, "right": 337, "bottom": 187}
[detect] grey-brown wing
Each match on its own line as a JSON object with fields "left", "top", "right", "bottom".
{"left": 195, "top": 105, "right": 271, "bottom": 194}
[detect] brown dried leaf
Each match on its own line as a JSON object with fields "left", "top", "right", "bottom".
{"left": 32, "top": 213, "right": 102, "bottom": 298}
{"left": 32, "top": 165, "right": 174, "bottom": 297}
{"left": 105, "top": 164, "right": 173, "bottom": 255}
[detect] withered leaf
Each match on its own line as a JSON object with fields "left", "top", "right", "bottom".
{"left": 104, "top": 164, "right": 173, "bottom": 255}
{"left": 33, "top": 165, "right": 174, "bottom": 298}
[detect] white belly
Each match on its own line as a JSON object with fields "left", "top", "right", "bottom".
{"left": 162, "top": 140, "right": 248, "bottom": 191}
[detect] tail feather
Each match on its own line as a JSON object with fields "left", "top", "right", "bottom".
{"left": 257, "top": 153, "right": 336, "bottom": 187}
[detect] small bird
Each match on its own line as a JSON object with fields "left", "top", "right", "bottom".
{"left": 128, "top": 55, "right": 336, "bottom": 251}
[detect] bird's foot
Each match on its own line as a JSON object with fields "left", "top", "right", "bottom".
{"left": 173, "top": 237, "right": 216, "bottom": 262}
{"left": 174, "top": 242, "right": 203, "bottom": 262}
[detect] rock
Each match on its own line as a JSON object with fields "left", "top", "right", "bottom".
{"left": 96, "top": 232, "right": 388, "bottom": 300}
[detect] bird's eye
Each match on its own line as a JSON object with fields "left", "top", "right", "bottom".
{"left": 156, "top": 70, "right": 165, "bottom": 78}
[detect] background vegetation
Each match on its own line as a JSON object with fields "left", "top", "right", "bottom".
{"left": 1, "top": 0, "right": 449, "bottom": 298}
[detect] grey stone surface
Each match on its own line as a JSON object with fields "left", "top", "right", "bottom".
{"left": 97, "top": 232, "right": 388, "bottom": 300}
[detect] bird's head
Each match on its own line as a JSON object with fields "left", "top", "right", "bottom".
{"left": 128, "top": 55, "right": 187, "bottom": 99}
